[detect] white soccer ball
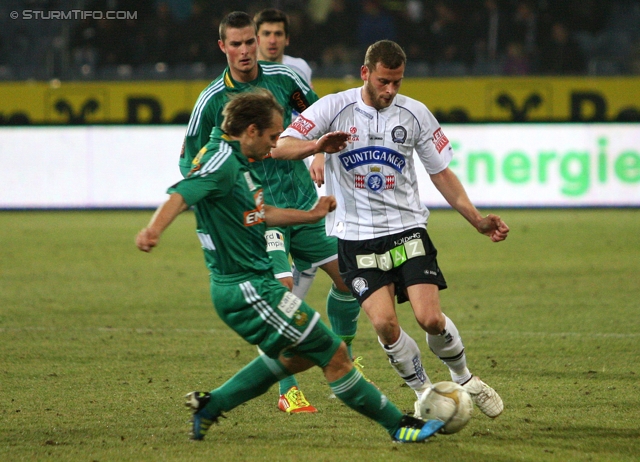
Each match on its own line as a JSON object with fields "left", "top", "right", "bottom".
{"left": 417, "top": 381, "right": 473, "bottom": 434}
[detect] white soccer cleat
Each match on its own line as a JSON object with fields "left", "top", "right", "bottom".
{"left": 462, "top": 376, "right": 503, "bottom": 418}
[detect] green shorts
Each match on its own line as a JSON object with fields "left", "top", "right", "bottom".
{"left": 210, "top": 273, "right": 342, "bottom": 367}
{"left": 265, "top": 219, "right": 338, "bottom": 278}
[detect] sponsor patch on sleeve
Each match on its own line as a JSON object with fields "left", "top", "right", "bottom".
{"left": 264, "top": 230, "right": 285, "bottom": 252}
{"left": 289, "top": 90, "right": 310, "bottom": 113}
{"left": 433, "top": 127, "right": 449, "bottom": 153}
{"left": 290, "top": 115, "right": 315, "bottom": 136}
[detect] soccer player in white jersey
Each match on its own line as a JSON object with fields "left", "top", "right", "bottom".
{"left": 254, "top": 8, "right": 313, "bottom": 87}
{"left": 253, "top": 7, "right": 373, "bottom": 409}
{"left": 273, "top": 40, "right": 509, "bottom": 420}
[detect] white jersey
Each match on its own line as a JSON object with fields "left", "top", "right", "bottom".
{"left": 283, "top": 55, "right": 313, "bottom": 85}
{"left": 281, "top": 87, "right": 454, "bottom": 240}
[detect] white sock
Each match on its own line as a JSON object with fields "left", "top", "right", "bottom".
{"left": 379, "top": 328, "right": 430, "bottom": 396}
{"left": 427, "top": 315, "right": 472, "bottom": 384}
{"left": 291, "top": 265, "right": 317, "bottom": 300}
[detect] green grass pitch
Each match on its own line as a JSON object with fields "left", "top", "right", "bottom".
{"left": 1, "top": 209, "right": 639, "bottom": 461}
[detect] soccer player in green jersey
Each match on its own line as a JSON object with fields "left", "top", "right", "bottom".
{"left": 137, "top": 89, "right": 444, "bottom": 442}
{"left": 179, "top": 11, "right": 365, "bottom": 413}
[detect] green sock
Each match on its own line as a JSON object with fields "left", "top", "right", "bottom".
{"left": 206, "top": 355, "right": 288, "bottom": 416}
{"left": 329, "top": 367, "right": 403, "bottom": 436}
{"left": 327, "top": 285, "right": 360, "bottom": 358}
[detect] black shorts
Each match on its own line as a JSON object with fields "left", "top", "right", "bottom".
{"left": 338, "top": 227, "right": 447, "bottom": 305}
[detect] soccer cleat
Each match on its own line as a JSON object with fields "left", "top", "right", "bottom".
{"left": 462, "top": 376, "right": 504, "bottom": 418}
{"left": 392, "top": 415, "right": 445, "bottom": 443}
{"left": 185, "top": 391, "right": 221, "bottom": 440}
{"left": 278, "top": 386, "right": 318, "bottom": 413}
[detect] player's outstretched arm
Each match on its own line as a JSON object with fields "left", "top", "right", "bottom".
{"left": 273, "top": 132, "right": 349, "bottom": 160}
{"left": 136, "top": 193, "right": 189, "bottom": 252}
{"left": 430, "top": 168, "right": 509, "bottom": 242}
{"left": 264, "top": 196, "right": 337, "bottom": 227}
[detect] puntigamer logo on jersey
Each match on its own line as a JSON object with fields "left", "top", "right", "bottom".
{"left": 244, "top": 190, "right": 265, "bottom": 226}
{"left": 339, "top": 147, "right": 406, "bottom": 173}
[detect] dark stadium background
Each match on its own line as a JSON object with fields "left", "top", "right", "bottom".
{"left": 0, "top": 0, "right": 638, "bottom": 82}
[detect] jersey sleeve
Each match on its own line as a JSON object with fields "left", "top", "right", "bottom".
{"left": 281, "top": 94, "right": 334, "bottom": 141}
{"left": 169, "top": 151, "right": 236, "bottom": 206}
{"left": 287, "top": 78, "right": 318, "bottom": 116}
{"left": 415, "top": 108, "right": 454, "bottom": 174}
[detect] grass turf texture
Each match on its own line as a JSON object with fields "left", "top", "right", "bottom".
{"left": 1, "top": 209, "right": 638, "bottom": 461}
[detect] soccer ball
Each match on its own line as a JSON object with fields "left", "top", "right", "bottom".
{"left": 416, "top": 381, "right": 473, "bottom": 434}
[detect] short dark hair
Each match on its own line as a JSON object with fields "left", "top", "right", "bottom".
{"left": 221, "top": 89, "right": 284, "bottom": 137}
{"left": 219, "top": 11, "right": 256, "bottom": 42}
{"left": 254, "top": 8, "right": 289, "bottom": 37}
{"left": 364, "top": 40, "right": 407, "bottom": 71}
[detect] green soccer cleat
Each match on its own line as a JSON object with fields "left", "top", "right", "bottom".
{"left": 392, "top": 415, "right": 445, "bottom": 443}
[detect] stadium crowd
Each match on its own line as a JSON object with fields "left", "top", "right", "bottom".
{"left": 1, "top": 0, "right": 639, "bottom": 79}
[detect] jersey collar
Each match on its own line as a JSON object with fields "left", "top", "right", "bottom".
{"left": 209, "top": 127, "right": 246, "bottom": 163}
{"left": 357, "top": 86, "right": 396, "bottom": 116}
{"left": 356, "top": 88, "right": 379, "bottom": 117}
{"left": 223, "top": 64, "right": 264, "bottom": 91}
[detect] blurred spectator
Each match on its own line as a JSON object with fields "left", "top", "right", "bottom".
{"left": 629, "top": 38, "right": 640, "bottom": 74}
{"left": 142, "top": 1, "right": 180, "bottom": 64}
{"left": 180, "top": 2, "right": 219, "bottom": 64}
{"left": 470, "top": 0, "right": 511, "bottom": 65}
{"left": 509, "top": 0, "right": 538, "bottom": 68}
{"left": 70, "top": 17, "right": 99, "bottom": 70}
{"left": 356, "top": 0, "right": 397, "bottom": 54}
{"left": 0, "top": 35, "right": 5, "bottom": 65}
{"left": 503, "top": 41, "right": 530, "bottom": 75}
{"left": 538, "top": 22, "right": 587, "bottom": 74}
{"left": 397, "top": 0, "right": 435, "bottom": 63}
{"left": 318, "top": 0, "right": 358, "bottom": 66}
{"left": 429, "top": 1, "right": 468, "bottom": 67}
{"left": 94, "top": 18, "right": 123, "bottom": 67}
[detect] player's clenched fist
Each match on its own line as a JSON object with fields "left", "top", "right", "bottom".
{"left": 309, "top": 196, "right": 337, "bottom": 221}
{"left": 136, "top": 228, "right": 159, "bottom": 252}
{"left": 476, "top": 214, "right": 510, "bottom": 242}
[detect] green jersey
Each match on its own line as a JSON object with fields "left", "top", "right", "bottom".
{"left": 170, "top": 127, "right": 271, "bottom": 280}
{"left": 180, "top": 62, "right": 319, "bottom": 210}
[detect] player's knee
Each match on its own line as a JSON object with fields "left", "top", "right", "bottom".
{"left": 279, "top": 353, "right": 314, "bottom": 374}
{"left": 324, "top": 342, "right": 351, "bottom": 375}
{"left": 416, "top": 311, "right": 445, "bottom": 334}
{"left": 370, "top": 313, "right": 400, "bottom": 339}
